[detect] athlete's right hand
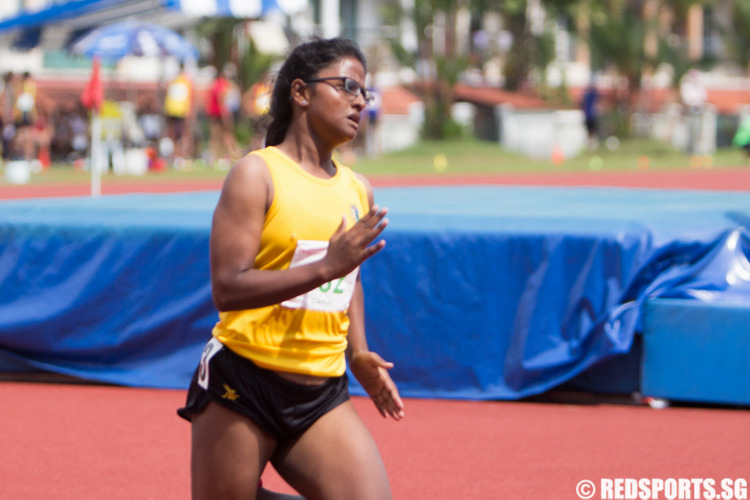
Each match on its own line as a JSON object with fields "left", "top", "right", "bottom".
{"left": 350, "top": 349, "right": 405, "bottom": 421}
{"left": 322, "top": 205, "right": 388, "bottom": 279}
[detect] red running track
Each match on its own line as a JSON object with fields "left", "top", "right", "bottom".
{"left": 1, "top": 166, "right": 750, "bottom": 200}
{"left": 0, "top": 382, "right": 748, "bottom": 499}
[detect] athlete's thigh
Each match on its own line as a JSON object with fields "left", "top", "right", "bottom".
{"left": 191, "top": 401, "right": 276, "bottom": 500}
{"left": 271, "top": 401, "right": 392, "bottom": 500}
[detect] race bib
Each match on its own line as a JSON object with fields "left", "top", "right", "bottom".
{"left": 197, "top": 337, "right": 223, "bottom": 390}
{"left": 281, "top": 240, "right": 358, "bottom": 312}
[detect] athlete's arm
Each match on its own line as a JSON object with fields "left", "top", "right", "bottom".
{"left": 346, "top": 174, "right": 405, "bottom": 420}
{"left": 210, "top": 156, "right": 388, "bottom": 312}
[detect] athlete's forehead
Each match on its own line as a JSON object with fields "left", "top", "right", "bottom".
{"left": 315, "top": 56, "right": 366, "bottom": 84}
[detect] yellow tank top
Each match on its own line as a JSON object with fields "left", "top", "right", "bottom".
{"left": 164, "top": 73, "right": 192, "bottom": 118}
{"left": 212, "top": 146, "right": 370, "bottom": 377}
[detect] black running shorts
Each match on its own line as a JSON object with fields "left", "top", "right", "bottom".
{"left": 177, "top": 337, "right": 350, "bottom": 441}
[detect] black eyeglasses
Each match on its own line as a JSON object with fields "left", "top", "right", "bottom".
{"left": 304, "top": 76, "right": 374, "bottom": 105}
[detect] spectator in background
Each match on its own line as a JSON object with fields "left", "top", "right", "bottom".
{"left": 580, "top": 79, "right": 600, "bottom": 151}
{"left": 138, "top": 95, "right": 162, "bottom": 146}
{"left": 164, "top": 63, "right": 194, "bottom": 166}
{"left": 206, "top": 63, "right": 240, "bottom": 168}
{"left": 52, "top": 101, "right": 89, "bottom": 163}
{"left": 1, "top": 72, "right": 16, "bottom": 161}
{"left": 13, "top": 71, "right": 38, "bottom": 163}
{"left": 138, "top": 96, "right": 166, "bottom": 171}
{"left": 679, "top": 70, "right": 707, "bottom": 155}
{"left": 365, "top": 85, "right": 382, "bottom": 157}
{"left": 732, "top": 115, "right": 750, "bottom": 165}
{"left": 32, "top": 99, "right": 53, "bottom": 169}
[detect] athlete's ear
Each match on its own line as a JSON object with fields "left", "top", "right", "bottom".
{"left": 290, "top": 78, "right": 309, "bottom": 107}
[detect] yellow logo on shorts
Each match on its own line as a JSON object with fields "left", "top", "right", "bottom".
{"left": 221, "top": 384, "right": 239, "bottom": 401}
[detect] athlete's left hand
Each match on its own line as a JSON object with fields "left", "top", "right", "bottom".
{"left": 349, "top": 351, "right": 405, "bottom": 421}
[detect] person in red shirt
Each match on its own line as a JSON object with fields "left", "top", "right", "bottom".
{"left": 206, "top": 64, "right": 240, "bottom": 167}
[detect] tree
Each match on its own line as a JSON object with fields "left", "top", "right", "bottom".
{"left": 472, "top": 0, "right": 573, "bottom": 92}
{"left": 193, "top": 18, "right": 278, "bottom": 90}
{"left": 382, "top": 0, "right": 569, "bottom": 139}
{"left": 720, "top": 0, "right": 750, "bottom": 75}
{"left": 580, "top": 0, "right": 717, "bottom": 135}
{"left": 193, "top": 18, "right": 243, "bottom": 74}
{"left": 587, "top": 1, "right": 649, "bottom": 102}
{"left": 656, "top": 0, "right": 719, "bottom": 87}
{"left": 381, "top": 0, "right": 471, "bottom": 139}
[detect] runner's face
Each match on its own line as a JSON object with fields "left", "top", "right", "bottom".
{"left": 305, "top": 56, "right": 368, "bottom": 146}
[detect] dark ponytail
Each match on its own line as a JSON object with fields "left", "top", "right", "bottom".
{"left": 264, "top": 37, "right": 367, "bottom": 147}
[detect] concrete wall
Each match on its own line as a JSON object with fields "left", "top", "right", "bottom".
{"left": 497, "top": 105, "right": 587, "bottom": 160}
{"left": 379, "top": 101, "right": 424, "bottom": 154}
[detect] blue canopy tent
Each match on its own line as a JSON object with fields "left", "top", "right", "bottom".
{"left": 0, "top": 0, "right": 303, "bottom": 49}
{"left": 0, "top": 0, "right": 303, "bottom": 193}
{"left": 70, "top": 20, "right": 200, "bottom": 61}
{"left": 68, "top": 19, "right": 200, "bottom": 196}
{"left": 0, "top": 1, "right": 166, "bottom": 50}
{"left": 161, "top": 0, "right": 299, "bottom": 19}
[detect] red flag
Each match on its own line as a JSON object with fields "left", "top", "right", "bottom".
{"left": 81, "top": 56, "right": 103, "bottom": 111}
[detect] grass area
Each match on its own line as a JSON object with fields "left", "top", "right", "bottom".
{"left": 6, "top": 138, "right": 747, "bottom": 185}
{"left": 352, "top": 138, "right": 747, "bottom": 176}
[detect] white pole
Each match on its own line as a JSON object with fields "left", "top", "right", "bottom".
{"left": 320, "top": 0, "right": 340, "bottom": 38}
{"left": 90, "top": 109, "right": 102, "bottom": 197}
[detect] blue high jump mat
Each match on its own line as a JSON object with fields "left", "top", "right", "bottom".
{"left": 1, "top": 186, "right": 749, "bottom": 401}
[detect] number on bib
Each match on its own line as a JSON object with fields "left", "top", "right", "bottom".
{"left": 282, "top": 240, "right": 358, "bottom": 312}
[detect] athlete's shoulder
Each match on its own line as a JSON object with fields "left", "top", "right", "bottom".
{"left": 223, "top": 149, "right": 272, "bottom": 191}
{"left": 351, "top": 170, "right": 372, "bottom": 189}
{"left": 344, "top": 169, "right": 374, "bottom": 208}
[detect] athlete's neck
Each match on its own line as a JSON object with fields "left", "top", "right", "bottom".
{"left": 275, "top": 139, "right": 336, "bottom": 178}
